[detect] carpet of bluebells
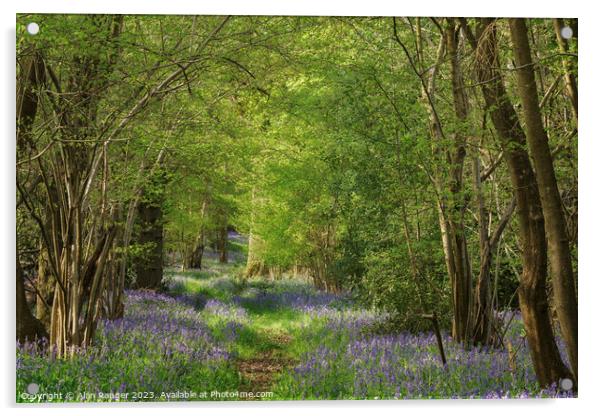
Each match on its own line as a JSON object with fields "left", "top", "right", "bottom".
{"left": 17, "top": 290, "right": 240, "bottom": 402}
{"left": 16, "top": 264, "right": 574, "bottom": 402}
{"left": 274, "top": 306, "right": 572, "bottom": 399}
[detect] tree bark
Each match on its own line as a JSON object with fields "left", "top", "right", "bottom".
{"left": 444, "top": 19, "right": 472, "bottom": 344}
{"left": 189, "top": 241, "right": 205, "bottom": 269}
{"left": 472, "top": 154, "right": 516, "bottom": 346}
{"left": 23, "top": 16, "right": 126, "bottom": 355}
{"left": 135, "top": 199, "right": 164, "bottom": 289}
{"left": 245, "top": 187, "right": 265, "bottom": 277}
{"left": 17, "top": 252, "right": 48, "bottom": 342}
{"left": 188, "top": 200, "right": 207, "bottom": 269}
{"left": 16, "top": 47, "right": 49, "bottom": 343}
{"left": 394, "top": 18, "right": 473, "bottom": 343}
{"left": 246, "top": 230, "right": 267, "bottom": 277}
{"left": 466, "top": 17, "right": 570, "bottom": 386}
{"left": 509, "top": 18, "right": 578, "bottom": 383}
{"left": 218, "top": 225, "right": 228, "bottom": 264}
{"left": 552, "top": 18, "right": 578, "bottom": 122}
{"left": 35, "top": 244, "right": 53, "bottom": 329}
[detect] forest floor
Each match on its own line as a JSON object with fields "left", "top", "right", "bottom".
{"left": 161, "top": 259, "right": 573, "bottom": 400}
{"left": 16, "top": 256, "right": 574, "bottom": 402}
{"left": 164, "top": 260, "right": 308, "bottom": 399}
{"left": 236, "top": 328, "right": 293, "bottom": 397}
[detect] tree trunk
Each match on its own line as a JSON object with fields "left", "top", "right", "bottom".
{"left": 17, "top": 252, "right": 48, "bottom": 342}
{"left": 472, "top": 155, "right": 492, "bottom": 345}
{"left": 189, "top": 241, "right": 205, "bottom": 269}
{"left": 16, "top": 47, "right": 49, "bottom": 343}
{"left": 16, "top": 16, "right": 125, "bottom": 356}
{"left": 134, "top": 200, "right": 164, "bottom": 289}
{"left": 472, "top": 155, "right": 516, "bottom": 345}
{"left": 395, "top": 18, "right": 473, "bottom": 343}
{"left": 35, "top": 244, "right": 53, "bottom": 329}
{"left": 445, "top": 20, "right": 472, "bottom": 344}
{"left": 246, "top": 230, "right": 267, "bottom": 277}
{"left": 467, "top": 17, "right": 570, "bottom": 387}
{"left": 509, "top": 18, "right": 578, "bottom": 383}
{"left": 189, "top": 200, "right": 207, "bottom": 269}
{"left": 218, "top": 225, "right": 228, "bottom": 263}
{"left": 552, "top": 18, "right": 578, "bottom": 122}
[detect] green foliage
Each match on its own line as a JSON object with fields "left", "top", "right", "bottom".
{"left": 16, "top": 14, "right": 577, "bottom": 343}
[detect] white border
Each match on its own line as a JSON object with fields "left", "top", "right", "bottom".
{"left": 2, "top": 1, "right": 599, "bottom": 416}
{"left": 11, "top": 0, "right": 581, "bottom": 17}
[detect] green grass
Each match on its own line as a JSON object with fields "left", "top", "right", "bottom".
{"left": 164, "top": 260, "right": 316, "bottom": 377}
{"left": 21, "top": 257, "right": 554, "bottom": 402}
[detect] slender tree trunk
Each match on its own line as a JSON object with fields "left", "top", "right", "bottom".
{"left": 467, "top": 17, "right": 570, "bottom": 386}
{"left": 552, "top": 18, "right": 578, "bottom": 122}
{"left": 114, "top": 148, "right": 167, "bottom": 312}
{"left": 395, "top": 18, "right": 473, "bottom": 343}
{"left": 245, "top": 188, "right": 268, "bottom": 277}
{"left": 35, "top": 244, "right": 53, "bottom": 329}
{"left": 445, "top": 20, "right": 472, "bottom": 344}
{"left": 16, "top": 16, "right": 126, "bottom": 356}
{"left": 246, "top": 230, "right": 267, "bottom": 277}
{"left": 218, "top": 225, "right": 228, "bottom": 263}
{"left": 509, "top": 18, "right": 578, "bottom": 383}
{"left": 189, "top": 200, "right": 207, "bottom": 269}
{"left": 472, "top": 155, "right": 492, "bottom": 345}
{"left": 472, "top": 154, "right": 516, "bottom": 345}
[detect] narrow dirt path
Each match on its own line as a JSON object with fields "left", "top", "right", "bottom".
{"left": 237, "top": 328, "right": 294, "bottom": 399}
